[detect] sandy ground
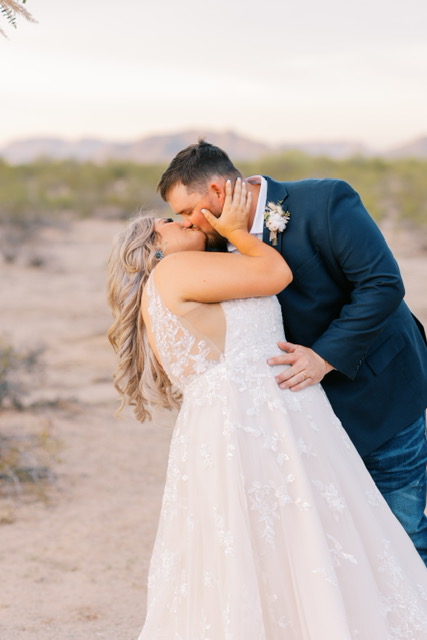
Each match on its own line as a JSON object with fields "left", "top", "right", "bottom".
{"left": 0, "top": 218, "right": 426, "bottom": 640}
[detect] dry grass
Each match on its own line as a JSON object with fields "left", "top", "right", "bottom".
{"left": 0, "top": 416, "right": 58, "bottom": 497}
{"left": 0, "top": 339, "right": 60, "bottom": 506}
{"left": 0, "top": 338, "right": 44, "bottom": 410}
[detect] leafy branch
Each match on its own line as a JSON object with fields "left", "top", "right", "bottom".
{"left": 0, "top": 0, "right": 36, "bottom": 37}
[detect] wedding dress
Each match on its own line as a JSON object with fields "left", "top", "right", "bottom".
{"left": 138, "top": 274, "right": 427, "bottom": 640}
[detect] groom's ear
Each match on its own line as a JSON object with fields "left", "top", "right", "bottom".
{"left": 208, "top": 180, "right": 226, "bottom": 204}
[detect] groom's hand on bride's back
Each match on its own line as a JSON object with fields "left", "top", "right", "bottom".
{"left": 268, "top": 342, "right": 334, "bottom": 391}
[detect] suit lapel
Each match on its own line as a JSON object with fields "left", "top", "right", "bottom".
{"left": 262, "top": 177, "right": 289, "bottom": 254}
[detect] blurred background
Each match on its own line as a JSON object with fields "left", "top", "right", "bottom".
{"left": 1, "top": 0, "right": 426, "bottom": 238}
{"left": 1, "top": 2, "right": 426, "bottom": 639}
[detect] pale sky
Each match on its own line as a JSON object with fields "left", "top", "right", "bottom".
{"left": 1, "top": 0, "right": 426, "bottom": 150}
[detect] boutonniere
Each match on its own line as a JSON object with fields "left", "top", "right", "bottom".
{"left": 264, "top": 202, "right": 291, "bottom": 246}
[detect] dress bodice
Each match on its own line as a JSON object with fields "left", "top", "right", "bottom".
{"left": 145, "top": 274, "right": 286, "bottom": 394}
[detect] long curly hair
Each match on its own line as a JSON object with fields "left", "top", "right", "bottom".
{"left": 107, "top": 214, "right": 181, "bottom": 422}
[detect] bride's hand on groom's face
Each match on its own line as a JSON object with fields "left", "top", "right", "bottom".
{"left": 201, "top": 177, "right": 251, "bottom": 239}
{"left": 268, "top": 342, "right": 334, "bottom": 391}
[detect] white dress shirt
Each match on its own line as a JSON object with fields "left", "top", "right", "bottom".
{"left": 227, "top": 175, "right": 267, "bottom": 252}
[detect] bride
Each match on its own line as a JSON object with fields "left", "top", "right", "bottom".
{"left": 108, "top": 179, "right": 427, "bottom": 639}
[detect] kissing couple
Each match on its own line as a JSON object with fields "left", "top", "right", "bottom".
{"left": 108, "top": 140, "right": 427, "bottom": 639}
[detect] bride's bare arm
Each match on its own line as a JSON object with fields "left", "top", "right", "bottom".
{"left": 155, "top": 179, "right": 292, "bottom": 305}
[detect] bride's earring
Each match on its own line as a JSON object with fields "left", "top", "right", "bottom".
{"left": 155, "top": 249, "right": 164, "bottom": 260}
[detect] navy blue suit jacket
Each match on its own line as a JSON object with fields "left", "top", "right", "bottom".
{"left": 263, "top": 176, "right": 427, "bottom": 456}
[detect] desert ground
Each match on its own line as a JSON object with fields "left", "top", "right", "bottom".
{"left": 0, "top": 217, "right": 426, "bottom": 640}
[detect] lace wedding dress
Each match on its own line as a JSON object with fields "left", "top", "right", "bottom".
{"left": 138, "top": 274, "right": 427, "bottom": 640}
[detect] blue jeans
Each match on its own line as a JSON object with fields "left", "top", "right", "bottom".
{"left": 362, "top": 413, "right": 427, "bottom": 566}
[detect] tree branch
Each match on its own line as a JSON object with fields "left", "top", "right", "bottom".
{"left": 1, "top": 0, "right": 36, "bottom": 37}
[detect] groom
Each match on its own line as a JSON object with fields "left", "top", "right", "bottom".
{"left": 157, "top": 139, "right": 427, "bottom": 563}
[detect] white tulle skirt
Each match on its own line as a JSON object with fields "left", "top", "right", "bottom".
{"left": 138, "top": 368, "right": 427, "bottom": 639}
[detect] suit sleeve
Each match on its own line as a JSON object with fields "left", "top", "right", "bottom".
{"left": 311, "top": 180, "right": 405, "bottom": 379}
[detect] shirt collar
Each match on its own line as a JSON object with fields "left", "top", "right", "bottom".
{"left": 246, "top": 175, "right": 267, "bottom": 235}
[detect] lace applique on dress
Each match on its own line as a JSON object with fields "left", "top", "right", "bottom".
{"left": 146, "top": 274, "right": 223, "bottom": 392}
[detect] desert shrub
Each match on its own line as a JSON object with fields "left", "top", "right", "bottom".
{"left": 240, "top": 153, "right": 427, "bottom": 229}
{"left": 0, "top": 155, "right": 426, "bottom": 233}
{"left": 0, "top": 159, "right": 167, "bottom": 226}
{"left": 0, "top": 419, "right": 56, "bottom": 494}
{"left": 0, "top": 339, "right": 58, "bottom": 501}
{"left": 0, "top": 338, "right": 44, "bottom": 410}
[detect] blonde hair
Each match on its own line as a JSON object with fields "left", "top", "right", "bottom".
{"left": 107, "top": 214, "right": 181, "bottom": 422}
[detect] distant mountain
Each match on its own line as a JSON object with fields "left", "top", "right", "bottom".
{"left": 0, "top": 130, "right": 271, "bottom": 165}
{"left": 386, "top": 136, "right": 427, "bottom": 158}
{"left": 277, "top": 140, "right": 372, "bottom": 159}
{"left": 0, "top": 130, "right": 425, "bottom": 164}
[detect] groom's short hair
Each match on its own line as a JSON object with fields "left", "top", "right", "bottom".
{"left": 158, "top": 139, "right": 241, "bottom": 200}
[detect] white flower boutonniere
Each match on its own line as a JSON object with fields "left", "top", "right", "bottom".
{"left": 264, "top": 202, "right": 291, "bottom": 246}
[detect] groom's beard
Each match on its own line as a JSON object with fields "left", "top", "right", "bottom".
{"left": 205, "top": 228, "right": 228, "bottom": 252}
{"left": 202, "top": 208, "right": 229, "bottom": 251}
